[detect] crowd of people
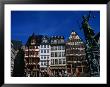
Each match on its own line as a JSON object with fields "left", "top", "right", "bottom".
{"left": 39, "top": 70, "right": 90, "bottom": 77}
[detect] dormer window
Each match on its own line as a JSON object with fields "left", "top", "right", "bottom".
{"left": 43, "top": 40, "right": 47, "bottom": 43}
{"left": 31, "top": 39, "right": 36, "bottom": 45}
{"left": 54, "top": 40, "right": 57, "bottom": 43}
{"left": 61, "top": 39, "right": 64, "bottom": 43}
{"left": 51, "top": 40, "right": 54, "bottom": 43}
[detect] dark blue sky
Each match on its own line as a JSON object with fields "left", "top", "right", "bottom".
{"left": 11, "top": 11, "right": 100, "bottom": 45}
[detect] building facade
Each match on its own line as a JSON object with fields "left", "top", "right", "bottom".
{"left": 50, "top": 36, "right": 66, "bottom": 76}
{"left": 24, "top": 33, "right": 42, "bottom": 77}
{"left": 66, "top": 31, "right": 88, "bottom": 76}
{"left": 39, "top": 36, "right": 51, "bottom": 73}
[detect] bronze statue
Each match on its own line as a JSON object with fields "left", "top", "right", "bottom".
{"left": 81, "top": 12, "right": 100, "bottom": 77}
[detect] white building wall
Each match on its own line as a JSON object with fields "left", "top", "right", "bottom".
{"left": 50, "top": 45, "right": 66, "bottom": 66}
{"left": 39, "top": 44, "right": 51, "bottom": 70}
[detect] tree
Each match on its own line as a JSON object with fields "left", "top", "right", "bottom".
{"left": 12, "top": 48, "right": 25, "bottom": 77}
{"left": 81, "top": 12, "right": 100, "bottom": 77}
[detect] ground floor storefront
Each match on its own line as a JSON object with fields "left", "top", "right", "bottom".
{"left": 49, "top": 66, "right": 67, "bottom": 76}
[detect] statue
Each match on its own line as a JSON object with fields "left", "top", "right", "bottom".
{"left": 81, "top": 12, "right": 100, "bottom": 77}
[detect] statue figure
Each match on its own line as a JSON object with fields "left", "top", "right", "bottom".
{"left": 81, "top": 12, "right": 100, "bottom": 77}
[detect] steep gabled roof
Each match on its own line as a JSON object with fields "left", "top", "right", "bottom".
{"left": 25, "top": 33, "right": 43, "bottom": 46}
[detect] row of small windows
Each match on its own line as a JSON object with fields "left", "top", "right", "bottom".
{"left": 25, "top": 58, "right": 37, "bottom": 63}
{"left": 25, "top": 51, "right": 38, "bottom": 56}
{"left": 66, "top": 56, "right": 85, "bottom": 61}
{"left": 66, "top": 43, "right": 84, "bottom": 48}
{"left": 51, "top": 46, "right": 65, "bottom": 50}
{"left": 40, "top": 56, "right": 49, "bottom": 59}
{"left": 66, "top": 50, "right": 85, "bottom": 54}
{"left": 72, "top": 62, "right": 87, "bottom": 67}
{"left": 42, "top": 39, "right": 48, "bottom": 43}
{"left": 68, "top": 41, "right": 83, "bottom": 44}
{"left": 29, "top": 46, "right": 38, "bottom": 49}
{"left": 51, "top": 39, "right": 64, "bottom": 44}
{"left": 51, "top": 52, "right": 65, "bottom": 57}
{"left": 41, "top": 45, "right": 49, "bottom": 48}
{"left": 40, "top": 49, "right": 49, "bottom": 53}
{"left": 69, "top": 37, "right": 81, "bottom": 42}
{"left": 40, "top": 61, "right": 47, "bottom": 66}
{"left": 26, "top": 44, "right": 84, "bottom": 49}
{"left": 66, "top": 47, "right": 85, "bottom": 50}
{"left": 51, "top": 59, "right": 66, "bottom": 65}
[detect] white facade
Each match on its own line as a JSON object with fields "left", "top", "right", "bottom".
{"left": 50, "top": 45, "right": 66, "bottom": 66}
{"left": 39, "top": 44, "right": 51, "bottom": 71}
{"left": 49, "top": 36, "right": 66, "bottom": 75}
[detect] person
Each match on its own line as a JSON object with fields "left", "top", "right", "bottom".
{"left": 74, "top": 68, "right": 80, "bottom": 77}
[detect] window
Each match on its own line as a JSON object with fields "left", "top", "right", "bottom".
{"left": 74, "top": 57, "right": 77, "bottom": 61}
{"left": 62, "top": 46, "right": 65, "bottom": 50}
{"left": 57, "top": 52, "right": 59, "bottom": 57}
{"left": 44, "top": 45, "right": 46, "bottom": 48}
{"left": 55, "top": 52, "right": 57, "bottom": 57}
{"left": 47, "top": 45, "right": 49, "bottom": 48}
{"left": 58, "top": 40, "right": 61, "bottom": 43}
{"left": 47, "top": 49, "right": 49, "bottom": 53}
{"left": 29, "top": 52, "right": 33, "bottom": 56}
{"left": 44, "top": 56, "right": 46, "bottom": 59}
{"left": 41, "top": 56, "right": 43, "bottom": 59}
{"left": 51, "top": 46, "right": 54, "bottom": 50}
{"left": 59, "top": 59, "right": 62, "bottom": 64}
{"left": 57, "top": 52, "right": 61, "bottom": 57}
{"left": 43, "top": 40, "right": 47, "bottom": 43}
{"left": 62, "top": 52, "right": 65, "bottom": 57}
{"left": 51, "top": 59, "right": 54, "bottom": 65}
{"left": 35, "top": 52, "right": 38, "bottom": 56}
{"left": 31, "top": 39, "right": 36, "bottom": 45}
{"left": 59, "top": 46, "right": 61, "bottom": 50}
{"left": 51, "top": 59, "right": 53, "bottom": 65}
{"left": 58, "top": 46, "right": 60, "bottom": 50}
{"left": 41, "top": 62, "right": 43, "bottom": 66}
{"left": 29, "top": 46, "right": 32, "bottom": 49}
{"left": 63, "top": 59, "right": 66, "bottom": 64}
{"left": 54, "top": 40, "right": 57, "bottom": 43}
{"left": 55, "top": 59, "right": 58, "bottom": 64}
{"left": 77, "top": 62, "right": 81, "bottom": 66}
{"left": 41, "top": 45, "right": 43, "bottom": 48}
{"left": 54, "top": 46, "right": 57, "bottom": 50}
{"left": 47, "top": 56, "right": 49, "bottom": 59}
{"left": 51, "top": 52, "right": 54, "bottom": 57}
{"left": 44, "top": 62, "right": 46, "bottom": 66}
{"left": 53, "top": 59, "right": 54, "bottom": 65}
{"left": 61, "top": 39, "right": 64, "bottom": 43}
{"left": 41, "top": 50, "right": 43, "bottom": 53}
{"left": 44, "top": 50, "right": 46, "bottom": 53}
{"left": 51, "top": 40, "right": 54, "bottom": 43}
{"left": 29, "top": 58, "right": 31, "bottom": 63}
